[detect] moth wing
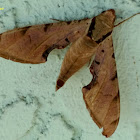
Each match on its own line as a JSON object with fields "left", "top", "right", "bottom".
{"left": 56, "top": 35, "right": 98, "bottom": 90}
{"left": 82, "top": 34, "right": 120, "bottom": 137}
{"left": 0, "top": 19, "right": 92, "bottom": 64}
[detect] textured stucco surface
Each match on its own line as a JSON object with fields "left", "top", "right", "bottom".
{"left": 0, "top": 0, "right": 140, "bottom": 140}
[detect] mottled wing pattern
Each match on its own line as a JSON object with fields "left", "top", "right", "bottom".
{"left": 56, "top": 36, "right": 98, "bottom": 90}
{"left": 0, "top": 19, "right": 92, "bottom": 64}
{"left": 82, "top": 34, "right": 120, "bottom": 137}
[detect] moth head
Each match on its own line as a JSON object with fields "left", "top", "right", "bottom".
{"left": 88, "top": 9, "right": 115, "bottom": 43}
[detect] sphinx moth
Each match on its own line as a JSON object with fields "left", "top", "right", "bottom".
{"left": 0, "top": 9, "right": 119, "bottom": 137}
{"left": 0, "top": 9, "right": 138, "bottom": 137}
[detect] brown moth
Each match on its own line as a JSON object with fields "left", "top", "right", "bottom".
{"left": 0, "top": 9, "right": 139, "bottom": 138}
{"left": 0, "top": 9, "right": 119, "bottom": 137}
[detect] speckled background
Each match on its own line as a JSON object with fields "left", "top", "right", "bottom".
{"left": 0, "top": 0, "right": 140, "bottom": 140}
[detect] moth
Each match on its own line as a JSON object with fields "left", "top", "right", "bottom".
{"left": 0, "top": 9, "right": 139, "bottom": 137}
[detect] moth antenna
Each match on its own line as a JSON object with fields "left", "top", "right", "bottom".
{"left": 114, "top": 13, "right": 140, "bottom": 27}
